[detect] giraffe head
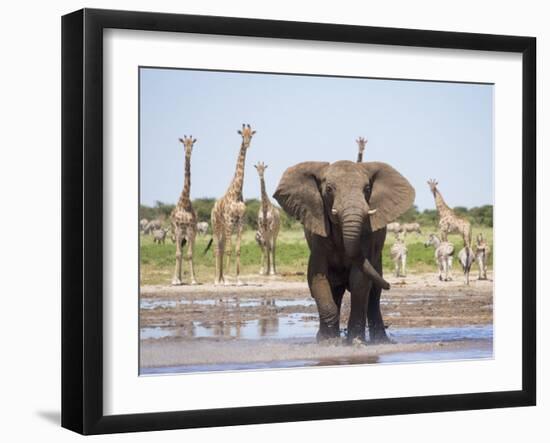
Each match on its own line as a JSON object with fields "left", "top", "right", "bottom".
{"left": 356, "top": 137, "right": 367, "bottom": 153}
{"left": 427, "top": 178, "right": 439, "bottom": 196}
{"left": 237, "top": 123, "right": 256, "bottom": 148}
{"left": 254, "top": 161, "right": 268, "bottom": 178}
{"left": 178, "top": 135, "right": 197, "bottom": 156}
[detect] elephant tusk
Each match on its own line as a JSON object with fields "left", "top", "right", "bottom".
{"left": 331, "top": 208, "right": 338, "bottom": 215}
{"left": 367, "top": 208, "right": 377, "bottom": 215}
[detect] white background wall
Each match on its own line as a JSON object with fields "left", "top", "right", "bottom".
{"left": 0, "top": 1, "right": 545, "bottom": 441}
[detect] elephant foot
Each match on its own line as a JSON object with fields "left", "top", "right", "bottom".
{"left": 269, "top": 271, "right": 276, "bottom": 276}
{"left": 236, "top": 279, "right": 245, "bottom": 286}
{"left": 346, "top": 328, "right": 367, "bottom": 345}
{"left": 318, "top": 337, "right": 343, "bottom": 346}
{"left": 258, "top": 270, "right": 266, "bottom": 275}
{"left": 316, "top": 326, "right": 341, "bottom": 343}
{"left": 349, "top": 336, "right": 368, "bottom": 347}
{"left": 369, "top": 326, "right": 394, "bottom": 344}
{"left": 190, "top": 279, "right": 198, "bottom": 286}
{"left": 171, "top": 277, "right": 182, "bottom": 286}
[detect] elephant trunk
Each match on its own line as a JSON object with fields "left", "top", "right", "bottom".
{"left": 341, "top": 207, "right": 391, "bottom": 290}
{"left": 341, "top": 208, "right": 365, "bottom": 259}
{"left": 362, "top": 259, "right": 390, "bottom": 290}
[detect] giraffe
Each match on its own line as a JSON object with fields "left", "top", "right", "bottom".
{"left": 169, "top": 135, "right": 198, "bottom": 285}
{"left": 356, "top": 137, "right": 367, "bottom": 162}
{"left": 427, "top": 179, "right": 473, "bottom": 277}
{"left": 427, "top": 179, "right": 472, "bottom": 247}
{"left": 254, "top": 161, "right": 280, "bottom": 275}
{"left": 210, "top": 124, "right": 256, "bottom": 285}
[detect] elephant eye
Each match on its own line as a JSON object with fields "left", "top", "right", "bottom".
{"left": 326, "top": 184, "right": 334, "bottom": 194}
{"left": 364, "top": 184, "right": 372, "bottom": 199}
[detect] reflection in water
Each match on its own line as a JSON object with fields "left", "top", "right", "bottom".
{"left": 141, "top": 322, "right": 493, "bottom": 346}
{"left": 140, "top": 296, "right": 316, "bottom": 310}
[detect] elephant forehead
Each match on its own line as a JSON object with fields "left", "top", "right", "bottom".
{"left": 326, "top": 162, "right": 368, "bottom": 183}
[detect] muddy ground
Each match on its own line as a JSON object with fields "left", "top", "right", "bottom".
{"left": 139, "top": 272, "right": 493, "bottom": 372}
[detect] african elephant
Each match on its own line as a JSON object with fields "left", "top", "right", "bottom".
{"left": 274, "top": 160, "right": 415, "bottom": 343}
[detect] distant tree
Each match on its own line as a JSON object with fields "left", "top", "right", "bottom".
{"left": 139, "top": 205, "right": 156, "bottom": 221}
{"left": 397, "top": 205, "right": 419, "bottom": 223}
{"left": 153, "top": 200, "right": 174, "bottom": 220}
{"left": 469, "top": 204, "right": 493, "bottom": 227}
{"left": 418, "top": 209, "right": 439, "bottom": 226}
{"left": 244, "top": 199, "right": 261, "bottom": 230}
{"left": 192, "top": 198, "right": 215, "bottom": 222}
{"left": 453, "top": 206, "right": 469, "bottom": 217}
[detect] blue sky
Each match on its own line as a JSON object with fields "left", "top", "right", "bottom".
{"left": 140, "top": 68, "right": 493, "bottom": 211}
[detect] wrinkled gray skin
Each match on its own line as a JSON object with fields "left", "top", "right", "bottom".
{"left": 274, "top": 160, "right": 415, "bottom": 343}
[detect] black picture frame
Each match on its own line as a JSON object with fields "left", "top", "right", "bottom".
{"left": 61, "top": 8, "right": 536, "bottom": 435}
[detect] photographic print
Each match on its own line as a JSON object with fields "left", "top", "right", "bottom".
{"left": 138, "top": 67, "right": 494, "bottom": 375}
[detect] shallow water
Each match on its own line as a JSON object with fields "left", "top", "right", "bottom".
{"left": 140, "top": 290, "right": 493, "bottom": 374}
{"left": 140, "top": 324, "right": 493, "bottom": 374}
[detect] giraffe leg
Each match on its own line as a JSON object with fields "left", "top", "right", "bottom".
{"left": 265, "top": 242, "right": 271, "bottom": 276}
{"left": 213, "top": 230, "right": 225, "bottom": 285}
{"left": 271, "top": 237, "right": 277, "bottom": 275}
{"left": 235, "top": 222, "right": 245, "bottom": 286}
{"left": 172, "top": 232, "right": 183, "bottom": 286}
{"left": 224, "top": 224, "right": 234, "bottom": 285}
{"left": 259, "top": 241, "right": 266, "bottom": 275}
{"left": 225, "top": 236, "right": 232, "bottom": 275}
{"left": 186, "top": 228, "right": 197, "bottom": 285}
{"left": 268, "top": 241, "right": 276, "bottom": 275}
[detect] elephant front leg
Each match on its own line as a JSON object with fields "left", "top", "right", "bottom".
{"left": 367, "top": 283, "right": 391, "bottom": 343}
{"left": 347, "top": 266, "right": 369, "bottom": 343}
{"left": 309, "top": 273, "right": 340, "bottom": 341}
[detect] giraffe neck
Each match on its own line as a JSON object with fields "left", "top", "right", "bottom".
{"left": 177, "top": 152, "right": 191, "bottom": 207}
{"left": 260, "top": 176, "right": 270, "bottom": 222}
{"left": 433, "top": 189, "right": 451, "bottom": 215}
{"left": 227, "top": 142, "right": 247, "bottom": 200}
{"left": 357, "top": 151, "right": 363, "bottom": 163}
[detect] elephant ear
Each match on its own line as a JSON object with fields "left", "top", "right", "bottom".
{"left": 273, "top": 162, "right": 330, "bottom": 237}
{"left": 361, "top": 162, "right": 416, "bottom": 232}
